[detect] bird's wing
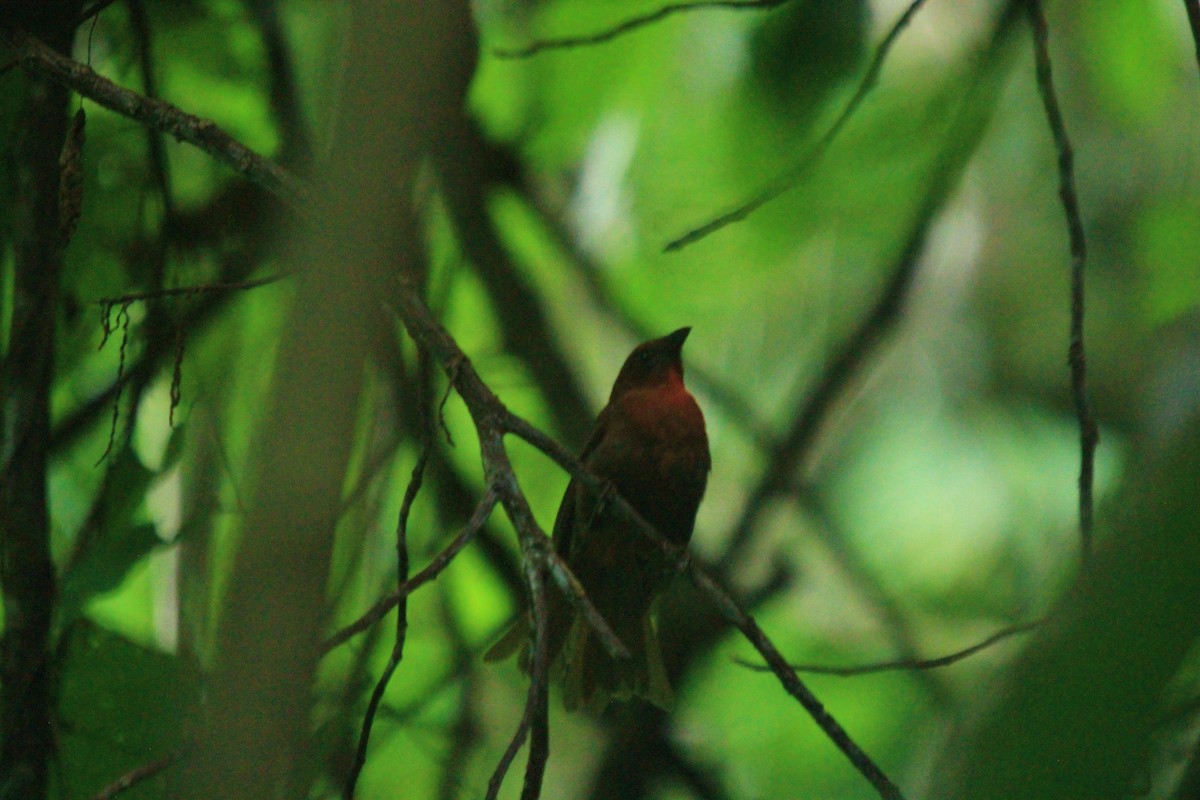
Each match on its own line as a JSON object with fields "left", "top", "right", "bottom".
{"left": 552, "top": 413, "right": 609, "bottom": 560}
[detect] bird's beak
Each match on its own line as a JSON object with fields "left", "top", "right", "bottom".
{"left": 664, "top": 327, "right": 691, "bottom": 352}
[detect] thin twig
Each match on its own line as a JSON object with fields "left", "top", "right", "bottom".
{"left": 514, "top": 183, "right": 778, "bottom": 452}
{"left": 341, "top": 354, "right": 436, "bottom": 799}
{"left": 1024, "top": 0, "right": 1097, "bottom": 562}
{"left": 436, "top": 585, "right": 482, "bottom": 800}
{"left": 664, "top": 0, "right": 930, "bottom": 252}
{"left": 88, "top": 751, "right": 182, "bottom": 800}
{"left": 518, "top": 555, "right": 551, "bottom": 800}
{"left": 493, "top": 0, "right": 788, "bottom": 59}
{"left": 486, "top": 546, "right": 553, "bottom": 800}
{"left": 341, "top": 647, "right": 402, "bottom": 800}
{"left": 76, "top": 0, "right": 123, "bottom": 27}
{"left": 487, "top": 703, "right": 531, "bottom": 800}
{"left": 799, "top": 492, "right": 952, "bottom": 705}
{"left": 321, "top": 489, "right": 498, "bottom": 654}
{"left": 95, "top": 274, "right": 290, "bottom": 308}
{"left": 0, "top": 26, "right": 312, "bottom": 209}
{"left": 686, "top": 560, "right": 905, "bottom": 799}
{"left": 734, "top": 620, "right": 1039, "bottom": 676}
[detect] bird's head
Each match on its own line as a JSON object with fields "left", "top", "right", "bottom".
{"left": 608, "top": 327, "right": 691, "bottom": 401}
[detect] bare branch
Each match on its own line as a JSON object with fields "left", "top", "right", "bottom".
{"left": 1024, "top": 0, "right": 1098, "bottom": 562}
{"left": 664, "top": 0, "right": 930, "bottom": 252}
{"left": 487, "top": 700, "right": 531, "bottom": 800}
{"left": 734, "top": 620, "right": 1039, "bottom": 676}
{"left": 76, "top": 0, "right": 122, "bottom": 27}
{"left": 95, "top": 274, "right": 290, "bottom": 308}
{"left": 341, "top": 355, "right": 436, "bottom": 800}
{"left": 686, "top": 560, "right": 906, "bottom": 799}
{"left": 0, "top": 26, "right": 312, "bottom": 209}
{"left": 518, "top": 557, "right": 551, "bottom": 800}
{"left": 485, "top": 550, "right": 552, "bottom": 800}
{"left": 493, "top": 0, "right": 788, "bottom": 59}
{"left": 0, "top": 17, "right": 76, "bottom": 793}
{"left": 513, "top": 182, "right": 778, "bottom": 452}
{"left": 88, "top": 752, "right": 182, "bottom": 800}
{"left": 321, "top": 489, "right": 499, "bottom": 655}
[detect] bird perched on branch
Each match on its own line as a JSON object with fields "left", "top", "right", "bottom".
{"left": 486, "top": 327, "right": 710, "bottom": 712}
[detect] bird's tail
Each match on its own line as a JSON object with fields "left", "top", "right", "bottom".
{"left": 560, "top": 611, "right": 672, "bottom": 713}
{"left": 484, "top": 607, "right": 673, "bottom": 713}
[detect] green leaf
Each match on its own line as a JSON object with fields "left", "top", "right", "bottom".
{"left": 59, "top": 448, "right": 163, "bottom": 626}
{"left": 57, "top": 620, "right": 195, "bottom": 800}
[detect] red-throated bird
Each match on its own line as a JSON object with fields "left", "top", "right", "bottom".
{"left": 485, "top": 327, "right": 710, "bottom": 712}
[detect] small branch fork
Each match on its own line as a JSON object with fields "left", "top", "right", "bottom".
{"left": 1024, "top": 0, "right": 1098, "bottom": 562}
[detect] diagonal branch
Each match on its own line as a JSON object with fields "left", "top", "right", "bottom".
{"left": 321, "top": 490, "right": 498, "bottom": 655}
{"left": 0, "top": 25, "right": 312, "bottom": 209}
{"left": 665, "top": 0, "right": 930, "bottom": 252}
{"left": 88, "top": 751, "right": 182, "bottom": 800}
{"left": 493, "top": 0, "right": 788, "bottom": 59}
{"left": 1024, "top": 0, "right": 1097, "bottom": 562}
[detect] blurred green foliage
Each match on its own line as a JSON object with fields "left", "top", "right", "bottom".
{"left": 2, "top": 0, "right": 1199, "bottom": 798}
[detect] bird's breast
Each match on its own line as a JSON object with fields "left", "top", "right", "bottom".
{"left": 587, "top": 385, "right": 710, "bottom": 543}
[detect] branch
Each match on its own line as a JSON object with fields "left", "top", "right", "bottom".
{"left": 493, "top": 0, "right": 788, "bottom": 59}
{"left": 734, "top": 620, "right": 1039, "bottom": 676}
{"left": 95, "top": 274, "right": 290, "bottom": 308}
{"left": 0, "top": 15, "right": 77, "bottom": 795}
{"left": 799, "top": 493, "right": 953, "bottom": 705}
{"left": 88, "top": 752, "right": 182, "bottom": 800}
{"left": 1024, "top": 0, "right": 1097, "bottom": 563}
{"left": 686, "top": 562, "right": 905, "bottom": 799}
{"left": 664, "top": 0, "right": 930, "bottom": 252}
{"left": 341, "top": 362, "right": 436, "bottom": 800}
{"left": 394, "top": 283, "right": 908, "bottom": 800}
{"left": 518, "top": 557, "right": 551, "bottom": 800}
{"left": 485, "top": 532, "right": 553, "bottom": 800}
{"left": 0, "top": 25, "right": 312, "bottom": 209}
{"left": 321, "top": 489, "right": 498, "bottom": 655}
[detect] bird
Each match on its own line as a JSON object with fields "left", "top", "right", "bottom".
{"left": 485, "top": 327, "right": 710, "bottom": 712}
